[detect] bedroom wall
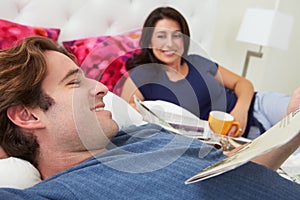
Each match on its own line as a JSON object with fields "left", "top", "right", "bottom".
{"left": 210, "top": 0, "right": 300, "bottom": 94}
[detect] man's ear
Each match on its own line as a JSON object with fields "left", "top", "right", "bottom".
{"left": 6, "top": 105, "right": 45, "bottom": 129}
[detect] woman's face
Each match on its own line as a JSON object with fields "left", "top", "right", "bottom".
{"left": 151, "top": 18, "right": 184, "bottom": 66}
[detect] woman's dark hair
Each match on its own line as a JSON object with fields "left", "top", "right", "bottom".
{"left": 126, "top": 7, "right": 190, "bottom": 71}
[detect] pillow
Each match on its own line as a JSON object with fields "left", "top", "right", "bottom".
{"left": 0, "top": 157, "right": 41, "bottom": 189}
{"left": 104, "top": 91, "right": 145, "bottom": 130}
{"left": 63, "top": 35, "right": 110, "bottom": 65}
{"left": 0, "top": 19, "right": 60, "bottom": 49}
{"left": 63, "top": 29, "right": 141, "bottom": 94}
{"left": 99, "top": 48, "right": 141, "bottom": 95}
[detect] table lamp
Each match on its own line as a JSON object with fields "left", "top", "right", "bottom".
{"left": 236, "top": 7, "right": 293, "bottom": 77}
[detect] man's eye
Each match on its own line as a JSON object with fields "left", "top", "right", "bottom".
{"left": 68, "top": 80, "right": 81, "bottom": 86}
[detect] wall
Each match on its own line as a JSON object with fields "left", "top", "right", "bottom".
{"left": 210, "top": 0, "right": 300, "bottom": 94}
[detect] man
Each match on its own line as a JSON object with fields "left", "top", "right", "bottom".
{"left": 0, "top": 36, "right": 299, "bottom": 199}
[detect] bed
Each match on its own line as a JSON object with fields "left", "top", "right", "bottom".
{"left": 0, "top": 0, "right": 221, "bottom": 188}
{"left": 0, "top": 0, "right": 299, "bottom": 188}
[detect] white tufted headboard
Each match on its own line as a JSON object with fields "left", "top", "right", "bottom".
{"left": 0, "top": 0, "right": 218, "bottom": 55}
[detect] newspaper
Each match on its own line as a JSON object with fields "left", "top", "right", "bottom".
{"left": 133, "top": 96, "right": 214, "bottom": 141}
{"left": 185, "top": 107, "right": 300, "bottom": 184}
{"left": 134, "top": 96, "right": 251, "bottom": 150}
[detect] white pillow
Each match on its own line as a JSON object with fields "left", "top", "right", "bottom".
{"left": 104, "top": 91, "right": 146, "bottom": 130}
{"left": 0, "top": 157, "right": 41, "bottom": 189}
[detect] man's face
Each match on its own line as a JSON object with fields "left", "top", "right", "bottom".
{"left": 40, "top": 51, "right": 119, "bottom": 152}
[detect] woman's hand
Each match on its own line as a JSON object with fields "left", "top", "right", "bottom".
{"left": 216, "top": 65, "right": 254, "bottom": 138}
{"left": 228, "top": 109, "right": 248, "bottom": 137}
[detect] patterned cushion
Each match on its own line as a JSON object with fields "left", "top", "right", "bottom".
{"left": 63, "top": 35, "right": 110, "bottom": 65}
{"left": 64, "top": 29, "right": 141, "bottom": 94}
{"left": 99, "top": 48, "right": 141, "bottom": 95}
{"left": 0, "top": 19, "right": 60, "bottom": 49}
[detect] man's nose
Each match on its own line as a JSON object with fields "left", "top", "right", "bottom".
{"left": 91, "top": 79, "right": 108, "bottom": 97}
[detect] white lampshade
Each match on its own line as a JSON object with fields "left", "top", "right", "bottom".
{"left": 236, "top": 8, "right": 294, "bottom": 50}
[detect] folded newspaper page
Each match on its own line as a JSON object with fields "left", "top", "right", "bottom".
{"left": 134, "top": 95, "right": 212, "bottom": 140}
{"left": 185, "top": 107, "right": 300, "bottom": 184}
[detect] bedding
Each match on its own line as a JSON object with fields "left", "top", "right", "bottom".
{"left": 104, "top": 91, "right": 145, "bottom": 130}
{"left": 0, "top": 19, "right": 60, "bottom": 49}
{"left": 63, "top": 29, "right": 141, "bottom": 94}
{"left": 62, "top": 35, "right": 110, "bottom": 66}
{"left": 0, "top": 157, "right": 41, "bottom": 189}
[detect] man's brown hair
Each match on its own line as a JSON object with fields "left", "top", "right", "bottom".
{"left": 0, "top": 36, "right": 75, "bottom": 166}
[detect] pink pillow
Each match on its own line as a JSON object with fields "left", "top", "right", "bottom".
{"left": 0, "top": 19, "right": 60, "bottom": 49}
{"left": 65, "top": 29, "right": 141, "bottom": 94}
{"left": 63, "top": 35, "right": 110, "bottom": 65}
{"left": 99, "top": 48, "right": 141, "bottom": 95}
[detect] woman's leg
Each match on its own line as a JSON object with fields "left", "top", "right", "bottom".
{"left": 253, "top": 91, "right": 290, "bottom": 130}
{"left": 253, "top": 87, "right": 300, "bottom": 132}
{"left": 287, "top": 86, "right": 300, "bottom": 115}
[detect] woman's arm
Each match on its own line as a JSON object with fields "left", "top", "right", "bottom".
{"left": 120, "top": 77, "right": 145, "bottom": 109}
{"left": 215, "top": 65, "right": 254, "bottom": 137}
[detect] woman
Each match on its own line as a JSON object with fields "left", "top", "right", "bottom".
{"left": 120, "top": 6, "right": 292, "bottom": 139}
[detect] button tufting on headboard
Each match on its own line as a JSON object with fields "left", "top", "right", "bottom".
{"left": 0, "top": 0, "right": 219, "bottom": 55}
